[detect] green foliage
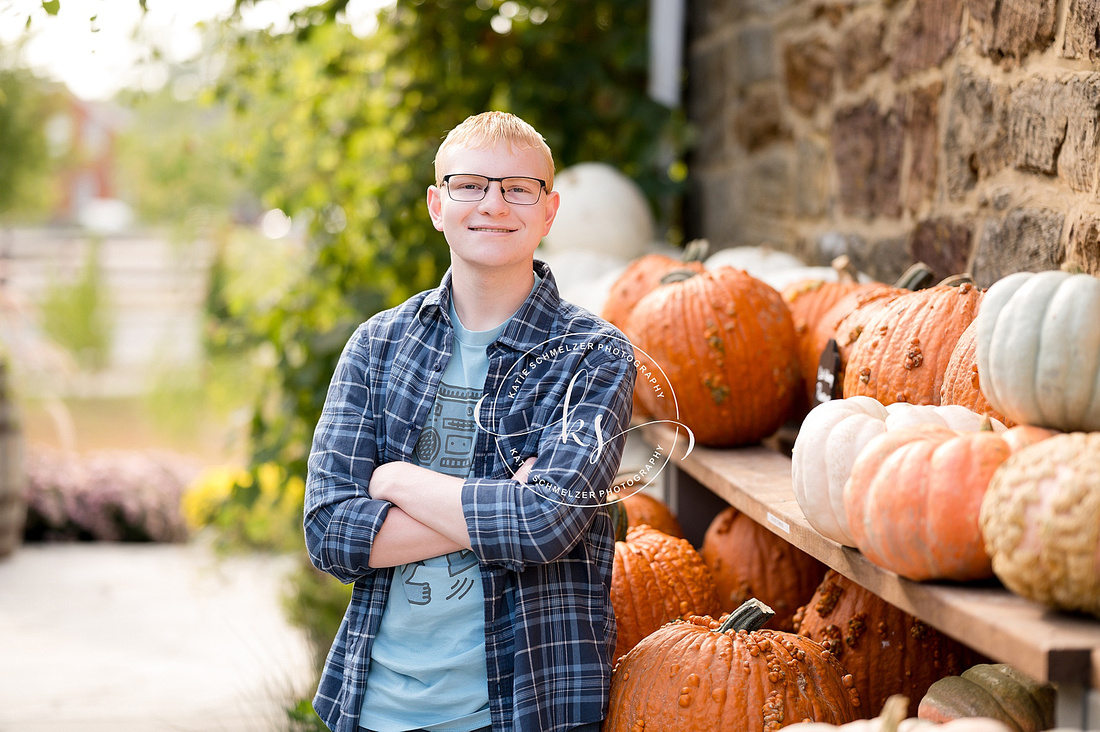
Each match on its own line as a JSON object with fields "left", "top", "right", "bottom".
{"left": 0, "top": 67, "right": 53, "bottom": 219}
{"left": 181, "top": 462, "right": 306, "bottom": 553}
{"left": 38, "top": 241, "right": 114, "bottom": 371}
{"left": 209, "top": 0, "right": 690, "bottom": 483}
{"left": 113, "top": 84, "right": 251, "bottom": 233}
{"left": 285, "top": 696, "right": 329, "bottom": 732}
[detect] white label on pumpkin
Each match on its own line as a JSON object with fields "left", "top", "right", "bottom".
{"left": 766, "top": 512, "right": 790, "bottom": 534}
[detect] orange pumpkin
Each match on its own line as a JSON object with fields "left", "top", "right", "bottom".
{"left": 701, "top": 506, "right": 827, "bottom": 630}
{"left": 843, "top": 282, "right": 984, "bottom": 406}
{"left": 782, "top": 257, "right": 878, "bottom": 409}
{"left": 794, "top": 570, "right": 985, "bottom": 719}
{"left": 625, "top": 266, "right": 800, "bottom": 446}
{"left": 610, "top": 524, "right": 722, "bottom": 662}
{"left": 939, "top": 320, "right": 1014, "bottom": 427}
{"left": 620, "top": 489, "right": 683, "bottom": 538}
{"left": 814, "top": 284, "right": 909, "bottom": 396}
{"left": 601, "top": 245, "right": 707, "bottom": 331}
{"left": 843, "top": 424, "right": 1053, "bottom": 581}
{"left": 605, "top": 600, "right": 863, "bottom": 731}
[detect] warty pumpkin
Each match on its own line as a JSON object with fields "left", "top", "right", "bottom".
{"left": 624, "top": 265, "right": 800, "bottom": 447}
{"left": 939, "top": 320, "right": 1014, "bottom": 427}
{"left": 791, "top": 397, "right": 1006, "bottom": 547}
{"left": 974, "top": 269, "right": 1100, "bottom": 432}
{"left": 793, "top": 569, "right": 985, "bottom": 719}
{"left": 918, "top": 663, "right": 1055, "bottom": 732}
{"left": 605, "top": 600, "right": 863, "bottom": 732}
{"left": 809, "top": 263, "right": 935, "bottom": 400}
{"left": 701, "top": 506, "right": 828, "bottom": 630}
{"left": 843, "top": 423, "right": 1053, "bottom": 582}
{"left": 601, "top": 242, "right": 708, "bottom": 332}
{"left": 843, "top": 281, "right": 984, "bottom": 407}
{"left": 979, "top": 431, "right": 1100, "bottom": 619}
{"left": 782, "top": 257, "right": 880, "bottom": 410}
{"left": 610, "top": 523, "right": 722, "bottom": 662}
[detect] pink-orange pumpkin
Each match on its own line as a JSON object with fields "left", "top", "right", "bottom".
{"left": 844, "top": 424, "right": 1054, "bottom": 581}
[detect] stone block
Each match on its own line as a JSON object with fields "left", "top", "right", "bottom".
{"left": 832, "top": 100, "right": 903, "bottom": 219}
{"left": 735, "top": 25, "right": 777, "bottom": 89}
{"left": 903, "top": 82, "right": 943, "bottom": 213}
{"left": 968, "top": 0, "right": 1058, "bottom": 65}
{"left": 838, "top": 15, "right": 889, "bottom": 90}
{"left": 691, "top": 0, "right": 741, "bottom": 35}
{"left": 784, "top": 36, "right": 836, "bottom": 116}
{"left": 909, "top": 217, "right": 973, "bottom": 281}
{"left": 795, "top": 138, "right": 830, "bottom": 218}
{"left": 1009, "top": 75, "right": 1100, "bottom": 193}
{"left": 892, "top": 0, "right": 964, "bottom": 79}
{"left": 743, "top": 147, "right": 796, "bottom": 219}
{"left": 688, "top": 43, "right": 731, "bottom": 162}
{"left": 971, "top": 208, "right": 1066, "bottom": 288}
{"left": 1066, "top": 214, "right": 1100, "bottom": 275}
{"left": 734, "top": 85, "right": 789, "bottom": 151}
{"left": 815, "top": 230, "right": 910, "bottom": 282}
{"left": 1063, "top": 0, "right": 1100, "bottom": 61}
{"left": 696, "top": 167, "right": 748, "bottom": 251}
{"left": 943, "top": 66, "right": 1009, "bottom": 200}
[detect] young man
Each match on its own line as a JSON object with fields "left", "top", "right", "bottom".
{"left": 304, "top": 111, "right": 636, "bottom": 732}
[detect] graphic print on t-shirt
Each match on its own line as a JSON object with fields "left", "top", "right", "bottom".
{"left": 413, "top": 381, "right": 480, "bottom": 475}
{"left": 403, "top": 380, "right": 483, "bottom": 610}
{"left": 400, "top": 549, "right": 479, "bottom": 606}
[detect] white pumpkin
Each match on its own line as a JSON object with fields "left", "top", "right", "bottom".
{"left": 792, "top": 396, "right": 889, "bottom": 546}
{"left": 975, "top": 270, "right": 1100, "bottom": 432}
{"left": 792, "top": 397, "right": 1002, "bottom": 547}
{"left": 785, "top": 718, "right": 1014, "bottom": 731}
{"left": 539, "top": 162, "right": 654, "bottom": 261}
{"left": 884, "top": 403, "right": 1006, "bottom": 432}
{"left": 785, "top": 695, "right": 1015, "bottom": 731}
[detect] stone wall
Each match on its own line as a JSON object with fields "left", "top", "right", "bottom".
{"left": 685, "top": 0, "right": 1100, "bottom": 287}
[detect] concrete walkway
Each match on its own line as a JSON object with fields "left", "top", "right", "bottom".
{"left": 0, "top": 542, "right": 317, "bottom": 732}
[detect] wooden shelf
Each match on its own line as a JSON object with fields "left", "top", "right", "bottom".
{"left": 639, "top": 423, "right": 1100, "bottom": 701}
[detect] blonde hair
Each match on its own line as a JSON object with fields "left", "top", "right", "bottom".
{"left": 434, "top": 111, "right": 555, "bottom": 190}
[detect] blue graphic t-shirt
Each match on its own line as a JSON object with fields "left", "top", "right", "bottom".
{"left": 359, "top": 294, "right": 516, "bottom": 732}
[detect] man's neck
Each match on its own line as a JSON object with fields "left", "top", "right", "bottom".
{"left": 450, "top": 260, "right": 535, "bottom": 332}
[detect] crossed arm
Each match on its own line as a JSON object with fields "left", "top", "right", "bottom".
{"left": 367, "top": 456, "right": 536, "bottom": 567}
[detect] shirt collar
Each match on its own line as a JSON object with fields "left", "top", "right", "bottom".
{"left": 416, "top": 260, "right": 559, "bottom": 352}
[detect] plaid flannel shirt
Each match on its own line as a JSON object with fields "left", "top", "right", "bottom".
{"left": 304, "top": 261, "right": 636, "bottom": 732}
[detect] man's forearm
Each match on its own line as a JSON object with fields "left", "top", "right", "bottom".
{"left": 370, "top": 462, "right": 471, "bottom": 548}
{"left": 369, "top": 506, "right": 464, "bottom": 567}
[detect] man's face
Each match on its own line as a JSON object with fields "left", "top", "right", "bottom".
{"left": 427, "top": 141, "right": 559, "bottom": 272}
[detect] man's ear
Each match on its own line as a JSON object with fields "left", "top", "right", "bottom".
{"left": 541, "top": 189, "right": 560, "bottom": 236}
{"left": 426, "top": 185, "right": 445, "bottom": 231}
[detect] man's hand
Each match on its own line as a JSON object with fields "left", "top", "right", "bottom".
{"left": 513, "top": 455, "right": 537, "bottom": 484}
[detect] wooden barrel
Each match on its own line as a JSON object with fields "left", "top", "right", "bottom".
{"left": 0, "top": 359, "right": 26, "bottom": 557}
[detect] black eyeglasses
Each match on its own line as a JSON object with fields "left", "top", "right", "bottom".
{"left": 441, "top": 174, "right": 547, "bottom": 205}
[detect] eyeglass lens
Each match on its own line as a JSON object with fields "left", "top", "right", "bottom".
{"left": 445, "top": 175, "right": 543, "bottom": 205}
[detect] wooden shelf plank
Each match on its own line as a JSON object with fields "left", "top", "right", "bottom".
{"left": 642, "top": 423, "right": 1100, "bottom": 690}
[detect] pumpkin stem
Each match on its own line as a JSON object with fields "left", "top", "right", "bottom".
{"left": 979, "top": 414, "right": 994, "bottom": 432}
{"left": 716, "top": 598, "right": 776, "bottom": 633}
{"left": 660, "top": 268, "right": 702, "bottom": 285}
{"left": 682, "top": 238, "right": 710, "bottom": 263}
{"left": 605, "top": 496, "right": 630, "bottom": 543}
{"left": 937, "top": 272, "right": 974, "bottom": 287}
{"left": 894, "top": 262, "right": 935, "bottom": 291}
{"left": 831, "top": 255, "right": 858, "bottom": 284}
{"left": 877, "top": 694, "right": 910, "bottom": 732}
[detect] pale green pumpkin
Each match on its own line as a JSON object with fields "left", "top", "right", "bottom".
{"left": 975, "top": 270, "right": 1100, "bottom": 432}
